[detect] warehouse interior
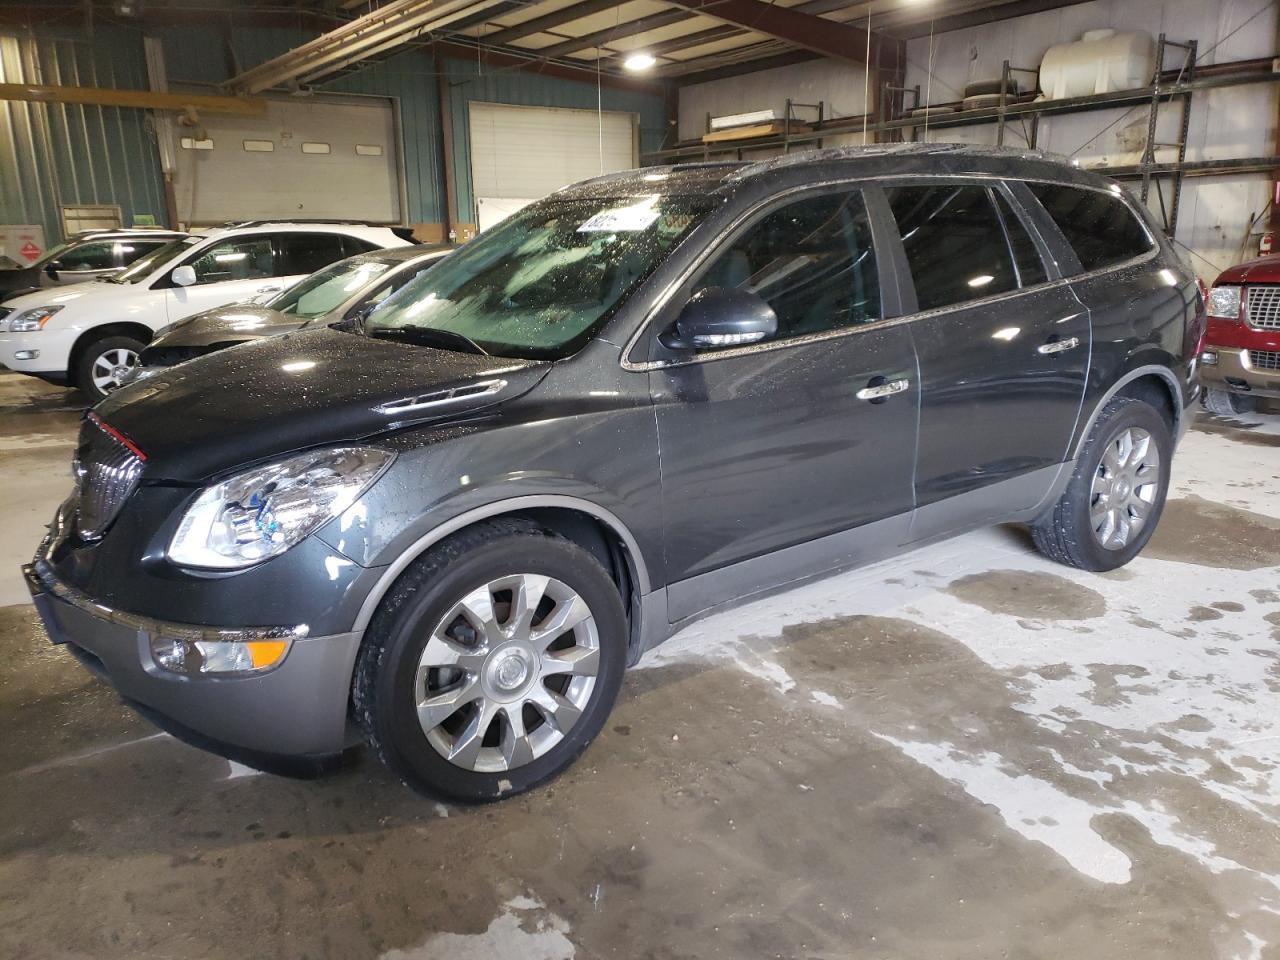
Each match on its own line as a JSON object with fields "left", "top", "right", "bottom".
{"left": 2, "top": 1, "right": 1279, "bottom": 958}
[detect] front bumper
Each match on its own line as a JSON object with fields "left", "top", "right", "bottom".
{"left": 23, "top": 552, "right": 362, "bottom": 765}
{"left": 1200, "top": 345, "right": 1280, "bottom": 400}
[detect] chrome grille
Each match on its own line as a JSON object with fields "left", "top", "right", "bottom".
{"left": 1249, "top": 349, "right": 1280, "bottom": 371}
{"left": 1245, "top": 285, "right": 1280, "bottom": 330}
{"left": 74, "top": 414, "right": 144, "bottom": 540}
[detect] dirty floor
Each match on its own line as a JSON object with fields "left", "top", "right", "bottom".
{"left": 1, "top": 371, "right": 1278, "bottom": 960}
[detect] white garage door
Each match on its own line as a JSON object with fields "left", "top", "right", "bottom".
{"left": 468, "top": 102, "right": 637, "bottom": 227}
{"left": 173, "top": 96, "right": 400, "bottom": 225}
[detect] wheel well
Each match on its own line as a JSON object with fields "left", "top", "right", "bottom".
{"left": 512, "top": 506, "right": 639, "bottom": 647}
{"left": 68, "top": 322, "right": 155, "bottom": 375}
{"left": 1115, "top": 374, "right": 1177, "bottom": 431}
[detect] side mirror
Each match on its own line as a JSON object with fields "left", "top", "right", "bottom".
{"left": 666, "top": 287, "right": 777, "bottom": 350}
{"left": 171, "top": 265, "right": 197, "bottom": 287}
{"left": 44, "top": 261, "right": 61, "bottom": 280}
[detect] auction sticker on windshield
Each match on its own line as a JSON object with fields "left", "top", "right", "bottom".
{"left": 577, "top": 199, "right": 661, "bottom": 233}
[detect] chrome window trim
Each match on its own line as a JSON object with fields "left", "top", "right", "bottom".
{"left": 621, "top": 172, "right": 1158, "bottom": 372}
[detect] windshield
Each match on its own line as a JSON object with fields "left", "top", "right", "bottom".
{"left": 109, "top": 236, "right": 199, "bottom": 283}
{"left": 267, "top": 256, "right": 396, "bottom": 319}
{"left": 360, "top": 195, "right": 714, "bottom": 359}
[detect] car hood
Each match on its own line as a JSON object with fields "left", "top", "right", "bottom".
{"left": 0, "top": 266, "right": 38, "bottom": 297}
{"left": 96, "top": 326, "right": 551, "bottom": 482}
{"left": 0, "top": 277, "right": 125, "bottom": 311}
{"left": 1216, "top": 254, "right": 1280, "bottom": 284}
{"left": 150, "top": 304, "right": 305, "bottom": 349}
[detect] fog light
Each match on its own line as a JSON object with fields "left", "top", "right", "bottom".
{"left": 1200, "top": 350, "right": 1218, "bottom": 366}
{"left": 150, "top": 635, "right": 292, "bottom": 675}
{"left": 14, "top": 349, "right": 38, "bottom": 360}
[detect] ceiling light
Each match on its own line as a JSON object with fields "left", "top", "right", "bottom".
{"left": 624, "top": 52, "right": 657, "bottom": 72}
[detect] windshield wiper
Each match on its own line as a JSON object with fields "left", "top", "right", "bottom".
{"left": 369, "top": 324, "right": 489, "bottom": 356}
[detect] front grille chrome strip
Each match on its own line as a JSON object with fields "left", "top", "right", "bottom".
{"left": 74, "top": 415, "right": 145, "bottom": 540}
{"left": 1248, "top": 349, "right": 1280, "bottom": 371}
{"left": 1245, "top": 285, "right": 1280, "bottom": 331}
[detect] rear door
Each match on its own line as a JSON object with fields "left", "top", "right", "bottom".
{"left": 269, "top": 232, "right": 353, "bottom": 300}
{"left": 880, "top": 180, "right": 1089, "bottom": 536}
{"left": 646, "top": 186, "right": 920, "bottom": 621}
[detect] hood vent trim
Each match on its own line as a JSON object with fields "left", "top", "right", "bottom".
{"left": 374, "top": 378, "right": 507, "bottom": 416}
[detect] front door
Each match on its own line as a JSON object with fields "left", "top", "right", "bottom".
{"left": 645, "top": 187, "right": 920, "bottom": 622}
{"left": 881, "top": 181, "right": 1089, "bottom": 535}
{"left": 162, "top": 233, "right": 285, "bottom": 323}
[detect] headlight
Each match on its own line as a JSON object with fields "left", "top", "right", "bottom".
{"left": 9, "top": 305, "right": 62, "bottom": 332}
{"left": 1206, "top": 285, "right": 1242, "bottom": 320}
{"left": 167, "top": 447, "right": 394, "bottom": 569}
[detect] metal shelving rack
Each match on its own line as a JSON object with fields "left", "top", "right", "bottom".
{"left": 641, "top": 37, "right": 1280, "bottom": 238}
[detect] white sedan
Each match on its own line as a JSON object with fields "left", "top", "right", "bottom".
{"left": 0, "top": 221, "right": 410, "bottom": 400}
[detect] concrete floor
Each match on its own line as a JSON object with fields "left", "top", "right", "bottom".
{"left": 1, "top": 369, "right": 1278, "bottom": 960}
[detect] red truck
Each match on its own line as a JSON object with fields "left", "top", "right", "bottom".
{"left": 1203, "top": 256, "right": 1280, "bottom": 414}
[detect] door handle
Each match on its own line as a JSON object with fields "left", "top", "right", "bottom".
{"left": 1037, "top": 336, "right": 1080, "bottom": 355}
{"left": 856, "top": 376, "right": 910, "bottom": 402}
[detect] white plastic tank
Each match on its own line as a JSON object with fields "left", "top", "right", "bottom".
{"left": 1039, "top": 29, "right": 1155, "bottom": 100}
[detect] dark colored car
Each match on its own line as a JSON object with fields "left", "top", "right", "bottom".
{"left": 0, "top": 229, "right": 187, "bottom": 299}
{"left": 1201, "top": 256, "right": 1280, "bottom": 414}
{"left": 130, "top": 245, "right": 451, "bottom": 377}
{"left": 24, "top": 145, "right": 1202, "bottom": 804}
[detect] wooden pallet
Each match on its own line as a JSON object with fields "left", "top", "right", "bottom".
{"left": 702, "top": 121, "right": 812, "bottom": 143}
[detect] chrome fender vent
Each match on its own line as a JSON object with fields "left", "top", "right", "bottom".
{"left": 374, "top": 379, "right": 507, "bottom": 416}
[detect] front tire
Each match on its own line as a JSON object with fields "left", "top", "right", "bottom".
{"left": 1031, "top": 397, "right": 1172, "bottom": 571}
{"left": 1202, "top": 386, "right": 1255, "bottom": 417}
{"left": 74, "top": 335, "right": 145, "bottom": 403}
{"left": 352, "top": 519, "right": 628, "bottom": 803}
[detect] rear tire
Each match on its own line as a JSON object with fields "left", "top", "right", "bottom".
{"left": 352, "top": 518, "right": 628, "bottom": 804}
{"left": 1031, "top": 397, "right": 1171, "bottom": 571}
{"left": 74, "top": 335, "right": 145, "bottom": 403}
{"left": 1201, "top": 386, "right": 1256, "bottom": 417}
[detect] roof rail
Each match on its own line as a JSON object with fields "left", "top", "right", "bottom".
{"left": 214, "top": 219, "right": 402, "bottom": 229}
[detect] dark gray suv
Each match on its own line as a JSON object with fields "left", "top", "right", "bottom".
{"left": 24, "top": 145, "right": 1204, "bottom": 803}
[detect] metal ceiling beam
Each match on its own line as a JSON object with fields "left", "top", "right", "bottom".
{"left": 296, "top": 0, "right": 508, "bottom": 83}
{"left": 660, "top": 0, "right": 896, "bottom": 69}
{"left": 586, "top": 0, "right": 857, "bottom": 63}
{"left": 230, "top": 0, "right": 495, "bottom": 93}
{"left": 0, "top": 82, "right": 267, "bottom": 115}
{"left": 478, "top": 0, "right": 629, "bottom": 46}
{"left": 881, "top": 0, "right": 1095, "bottom": 38}
{"left": 537, "top": 9, "right": 694, "bottom": 60}
{"left": 428, "top": 38, "right": 666, "bottom": 92}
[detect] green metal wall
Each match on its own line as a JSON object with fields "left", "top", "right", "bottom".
{"left": 0, "top": 26, "right": 168, "bottom": 243}
{"left": 4, "top": 22, "right": 669, "bottom": 238}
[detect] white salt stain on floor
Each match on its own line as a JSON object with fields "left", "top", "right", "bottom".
{"left": 638, "top": 416, "right": 1280, "bottom": 957}
{"left": 380, "top": 895, "right": 573, "bottom": 960}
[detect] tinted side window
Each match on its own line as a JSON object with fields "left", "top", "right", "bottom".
{"left": 189, "top": 237, "right": 275, "bottom": 284}
{"left": 994, "top": 191, "right": 1048, "bottom": 286}
{"left": 694, "top": 190, "right": 881, "bottom": 341}
{"left": 887, "top": 185, "right": 1017, "bottom": 311}
{"left": 1026, "top": 183, "right": 1153, "bottom": 272}
{"left": 279, "top": 233, "right": 349, "bottom": 275}
{"left": 343, "top": 236, "right": 382, "bottom": 256}
{"left": 57, "top": 241, "right": 117, "bottom": 271}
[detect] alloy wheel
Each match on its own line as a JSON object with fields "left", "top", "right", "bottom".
{"left": 1090, "top": 426, "right": 1160, "bottom": 550}
{"left": 415, "top": 574, "right": 600, "bottom": 773}
{"left": 91, "top": 347, "right": 140, "bottom": 395}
